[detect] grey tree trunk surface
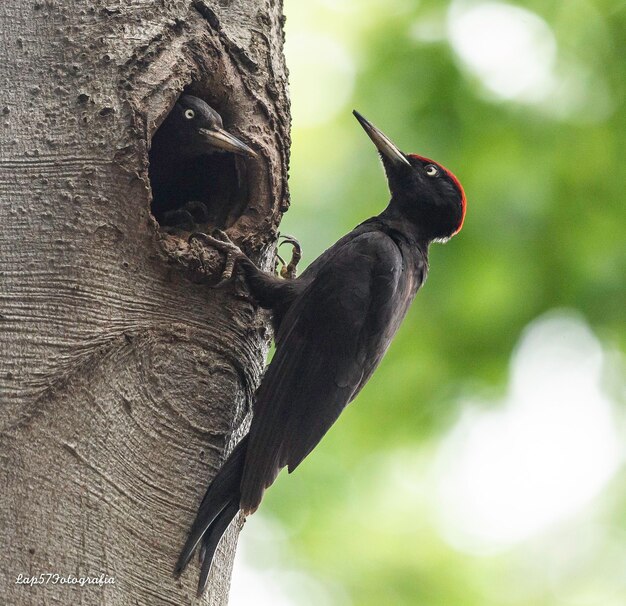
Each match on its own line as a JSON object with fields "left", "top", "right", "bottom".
{"left": 0, "top": 0, "right": 290, "bottom": 604}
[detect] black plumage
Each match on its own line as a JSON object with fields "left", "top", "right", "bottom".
{"left": 176, "top": 111, "right": 467, "bottom": 594}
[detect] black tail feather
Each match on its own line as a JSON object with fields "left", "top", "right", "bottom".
{"left": 175, "top": 436, "right": 248, "bottom": 580}
{"left": 196, "top": 498, "right": 240, "bottom": 596}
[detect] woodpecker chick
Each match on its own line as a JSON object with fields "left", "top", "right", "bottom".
{"left": 149, "top": 94, "right": 256, "bottom": 228}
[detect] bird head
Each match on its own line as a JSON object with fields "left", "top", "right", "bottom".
{"left": 161, "top": 95, "right": 257, "bottom": 158}
{"left": 354, "top": 111, "right": 466, "bottom": 241}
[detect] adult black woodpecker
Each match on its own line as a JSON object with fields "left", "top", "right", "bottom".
{"left": 176, "top": 111, "right": 466, "bottom": 595}
{"left": 149, "top": 94, "right": 256, "bottom": 228}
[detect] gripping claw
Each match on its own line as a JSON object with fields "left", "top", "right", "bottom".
{"left": 189, "top": 229, "right": 246, "bottom": 287}
{"left": 277, "top": 234, "right": 302, "bottom": 280}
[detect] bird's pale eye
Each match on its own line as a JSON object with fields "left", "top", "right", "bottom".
{"left": 184, "top": 109, "right": 195, "bottom": 120}
{"left": 425, "top": 164, "right": 439, "bottom": 177}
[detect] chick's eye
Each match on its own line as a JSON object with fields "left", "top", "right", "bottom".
{"left": 425, "top": 164, "right": 439, "bottom": 177}
{"left": 184, "top": 109, "right": 195, "bottom": 119}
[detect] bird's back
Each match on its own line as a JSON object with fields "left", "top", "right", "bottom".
{"left": 240, "top": 221, "right": 427, "bottom": 511}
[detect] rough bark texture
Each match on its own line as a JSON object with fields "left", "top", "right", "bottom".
{"left": 0, "top": 0, "right": 289, "bottom": 604}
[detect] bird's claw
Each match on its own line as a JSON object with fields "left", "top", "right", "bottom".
{"left": 189, "top": 229, "right": 246, "bottom": 287}
{"left": 162, "top": 209, "right": 196, "bottom": 232}
{"left": 184, "top": 200, "right": 211, "bottom": 224}
{"left": 161, "top": 201, "right": 211, "bottom": 233}
{"left": 277, "top": 234, "right": 302, "bottom": 280}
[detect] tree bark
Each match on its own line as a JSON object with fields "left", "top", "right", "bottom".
{"left": 0, "top": 0, "right": 289, "bottom": 604}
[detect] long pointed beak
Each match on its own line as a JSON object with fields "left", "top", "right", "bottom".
{"left": 353, "top": 110, "right": 410, "bottom": 167}
{"left": 199, "top": 127, "right": 257, "bottom": 157}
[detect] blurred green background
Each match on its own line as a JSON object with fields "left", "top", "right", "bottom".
{"left": 231, "top": 1, "right": 626, "bottom": 604}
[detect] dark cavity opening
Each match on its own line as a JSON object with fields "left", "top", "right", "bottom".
{"left": 148, "top": 93, "right": 252, "bottom": 232}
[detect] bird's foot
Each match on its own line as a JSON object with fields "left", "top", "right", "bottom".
{"left": 161, "top": 209, "right": 196, "bottom": 232}
{"left": 188, "top": 229, "right": 246, "bottom": 287}
{"left": 183, "top": 200, "right": 210, "bottom": 224}
{"left": 276, "top": 234, "right": 302, "bottom": 280}
{"left": 161, "top": 201, "right": 211, "bottom": 232}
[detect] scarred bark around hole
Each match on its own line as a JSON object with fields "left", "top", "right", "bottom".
{"left": 0, "top": 0, "right": 290, "bottom": 604}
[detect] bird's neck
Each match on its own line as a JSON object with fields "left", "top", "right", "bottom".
{"left": 377, "top": 202, "right": 430, "bottom": 250}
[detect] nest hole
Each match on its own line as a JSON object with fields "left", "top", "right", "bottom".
{"left": 148, "top": 91, "right": 252, "bottom": 232}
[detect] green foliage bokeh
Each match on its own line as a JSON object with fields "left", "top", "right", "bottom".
{"left": 245, "top": 1, "right": 626, "bottom": 605}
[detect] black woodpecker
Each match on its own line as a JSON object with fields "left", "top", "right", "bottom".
{"left": 149, "top": 94, "right": 256, "bottom": 228}
{"left": 176, "top": 111, "right": 467, "bottom": 595}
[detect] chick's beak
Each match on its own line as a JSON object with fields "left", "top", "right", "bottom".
{"left": 199, "top": 127, "right": 257, "bottom": 157}
{"left": 353, "top": 110, "right": 410, "bottom": 167}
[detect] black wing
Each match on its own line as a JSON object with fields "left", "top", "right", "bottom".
{"left": 239, "top": 230, "right": 412, "bottom": 512}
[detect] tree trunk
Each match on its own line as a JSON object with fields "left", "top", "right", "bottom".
{"left": 0, "top": 0, "right": 289, "bottom": 604}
